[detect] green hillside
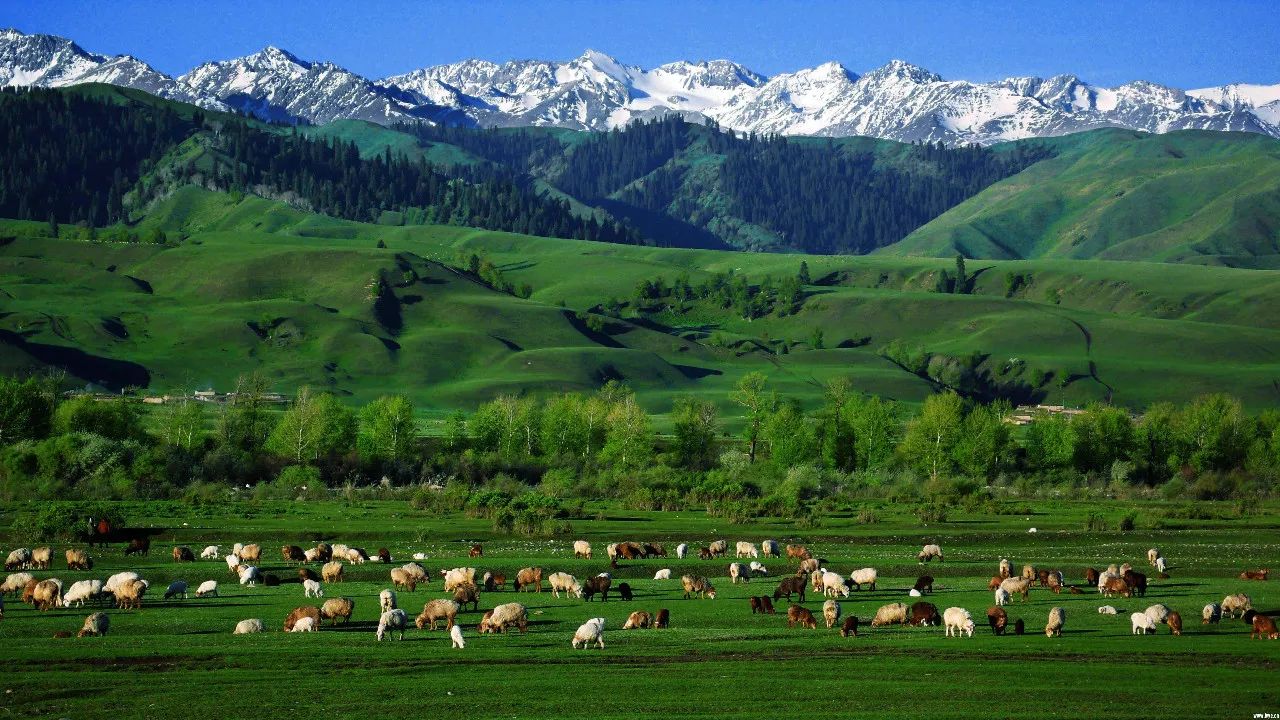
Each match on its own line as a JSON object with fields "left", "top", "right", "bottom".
{"left": 884, "top": 129, "right": 1280, "bottom": 266}
{"left": 4, "top": 186, "right": 1280, "bottom": 415}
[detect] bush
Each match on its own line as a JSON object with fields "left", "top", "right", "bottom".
{"left": 855, "top": 508, "right": 881, "bottom": 524}
{"left": 914, "top": 503, "right": 948, "bottom": 524}
{"left": 1085, "top": 512, "right": 1109, "bottom": 532}
{"left": 1118, "top": 511, "right": 1138, "bottom": 532}
{"left": 11, "top": 502, "right": 124, "bottom": 542}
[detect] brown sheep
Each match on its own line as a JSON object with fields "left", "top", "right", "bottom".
{"left": 515, "top": 567, "right": 543, "bottom": 593}
{"left": 840, "top": 615, "right": 859, "bottom": 637}
{"left": 785, "top": 544, "right": 811, "bottom": 562}
{"left": 617, "top": 542, "right": 644, "bottom": 560}
{"left": 618, "top": 582, "right": 633, "bottom": 601}
{"left": 33, "top": 580, "right": 61, "bottom": 611}
{"left": 798, "top": 558, "right": 820, "bottom": 575}
{"left": 642, "top": 543, "right": 666, "bottom": 558}
{"left": 760, "top": 596, "right": 775, "bottom": 614}
{"left": 1122, "top": 570, "right": 1148, "bottom": 597}
{"left": 749, "top": 596, "right": 764, "bottom": 614}
{"left": 1046, "top": 572, "right": 1064, "bottom": 594}
{"left": 453, "top": 584, "right": 480, "bottom": 611}
{"left": 910, "top": 601, "right": 941, "bottom": 627}
{"left": 65, "top": 549, "right": 93, "bottom": 571}
{"left": 654, "top": 608, "right": 670, "bottom": 628}
{"left": 416, "top": 599, "right": 460, "bottom": 630}
{"left": 313, "top": 543, "right": 333, "bottom": 563}
{"left": 1102, "top": 577, "right": 1132, "bottom": 598}
{"left": 320, "top": 597, "right": 354, "bottom": 626}
{"left": 391, "top": 567, "right": 419, "bottom": 592}
{"left": 999, "top": 577, "right": 1032, "bottom": 602}
{"left": 31, "top": 547, "right": 52, "bottom": 570}
{"left": 1037, "top": 569, "right": 1051, "bottom": 587}
{"left": 377, "top": 548, "right": 391, "bottom": 564}
{"left": 284, "top": 605, "right": 321, "bottom": 631}
{"left": 298, "top": 567, "right": 319, "bottom": 583}
{"left": 281, "top": 545, "right": 306, "bottom": 563}
{"left": 1021, "top": 565, "right": 1036, "bottom": 582}
{"left": 321, "top": 561, "right": 344, "bottom": 583}
{"left": 1252, "top": 613, "right": 1278, "bottom": 640}
{"left": 124, "top": 537, "right": 150, "bottom": 556}
{"left": 1084, "top": 568, "right": 1100, "bottom": 586}
{"left": 681, "top": 574, "right": 716, "bottom": 600}
{"left": 484, "top": 572, "right": 507, "bottom": 592}
{"left": 477, "top": 610, "right": 496, "bottom": 633}
{"left": 1166, "top": 611, "right": 1183, "bottom": 636}
{"left": 1240, "top": 569, "right": 1270, "bottom": 581}
{"left": 987, "top": 606, "right": 1008, "bottom": 635}
{"left": 239, "top": 544, "right": 262, "bottom": 563}
{"left": 623, "top": 611, "right": 652, "bottom": 629}
{"left": 773, "top": 576, "right": 806, "bottom": 603}
{"left": 987, "top": 576, "right": 1003, "bottom": 590}
{"left": 21, "top": 578, "right": 37, "bottom": 605}
{"left": 787, "top": 604, "right": 818, "bottom": 629}
{"left": 1014, "top": 618, "right": 1025, "bottom": 635}
{"left": 115, "top": 579, "right": 147, "bottom": 610}
{"left": 173, "top": 546, "right": 195, "bottom": 563}
{"left": 583, "top": 575, "right": 612, "bottom": 602}
{"left": 698, "top": 547, "right": 713, "bottom": 560}
{"left": 1069, "top": 586, "right": 1084, "bottom": 595}
{"left": 913, "top": 575, "right": 934, "bottom": 594}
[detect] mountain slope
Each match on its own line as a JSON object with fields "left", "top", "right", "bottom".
{"left": 881, "top": 129, "right": 1280, "bottom": 265}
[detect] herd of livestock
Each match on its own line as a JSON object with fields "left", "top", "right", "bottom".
{"left": 1, "top": 536, "right": 1275, "bottom": 646}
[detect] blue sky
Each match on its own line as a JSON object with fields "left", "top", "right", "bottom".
{"left": 6, "top": 0, "right": 1279, "bottom": 88}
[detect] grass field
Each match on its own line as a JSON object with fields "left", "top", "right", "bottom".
{"left": 1, "top": 500, "right": 1278, "bottom": 719}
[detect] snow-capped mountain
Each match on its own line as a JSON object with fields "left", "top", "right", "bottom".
{"left": 2, "top": 28, "right": 1278, "bottom": 145}
{"left": 0, "top": 28, "right": 225, "bottom": 109}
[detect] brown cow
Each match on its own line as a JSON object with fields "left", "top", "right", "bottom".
{"left": 1240, "top": 569, "right": 1270, "bottom": 581}
{"left": 787, "top": 605, "right": 818, "bottom": 629}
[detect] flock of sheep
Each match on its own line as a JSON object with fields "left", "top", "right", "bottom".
{"left": 2, "top": 537, "right": 1275, "bottom": 649}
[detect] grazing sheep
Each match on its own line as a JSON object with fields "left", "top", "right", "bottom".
{"left": 377, "top": 548, "right": 392, "bottom": 564}
{"left": 909, "top": 589, "right": 922, "bottom": 598}
{"left": 1045, "top": 607, "right": 1066, "bottom": 637}
{"left": 346, "top": 547, "right": 369, "bottom": 564}
{"left": 281, "top": 545, "right": 306, "bottom": 563}
{"left": 573, "top": 540, "right": 592, "bottom": 559}
{"left": 708, "top": 540, "right": 728, "bottom": 557}
{"left": 1046, "top": 571, "right": 1064, "bottom": 594}
{"left": 514, "top": 567, "right": 543, "bottom": 593}
{"left": 548, "top": 572, "right": 583, "bottom": 599}
{"left": 749, "top": 596, "right": 764, "bottom": 614}
{"left": 1069, "top": 586, "right": 1085, "bottom": 595}
{"left": 196, "top": 580, "right": 219, "bottom": 598}
{"left": 848, "top": 567, "right": 878, "bottom": 592}
{"left": 618, "top": 582, "right": 633, "bottom": 602}
{"left": 78, "top": 612, "right": 109, "bottom": 637}
{"left": 773, "top": 576, "right": 806, "bottom": 603}
{"left": 6, "top": 548, "right": 32, "bottom": 571}
{"left": 872, "top": 602, "right": 909, "bottom": 627}
{"left": 234, "top": 618, "right": 265, "bottom": 635}
{"left": 653, "top": 569, "right": 672, "bottom": 580}
{"left": 987, "top": 606, "right": 1007, "bottom": 635}
{"left": 998, "top": 559, "right": 1012, "bottom": 579}
{"left": 645, "top": 542, "right": 666, "bottom": 558}
{"left": 1251, "top": 614, "right": 1278, "bottom": 640}
{"left": 164, "top": 580, "right": 188, "bottom": 600}
{"left": 1166, "top": 611, "right": 1183, "bottom": 636}
{"left": 313, "top": 544, "right": 333, "bottom": 563}
{"left": 450, "top": 623, "right": 465, "bottom": 648}
{"left": 823, "top": 599, "right": 841, "bottom": 629}
{"left": 736, "top": 541, "right": 760, "bottom": 559}
{"left": 379, "top": 589, "right": 398, "bottom": 613}
{"left": 762, "top": 540, "right": 780, "bottom": 558}
{"left": 239, "top": 544, "right": 262, "bottom": 564}
{"left": 910, "top": 601, "right": 941, "bottom": 627}
{"left": 994, "top": 588, "right": 1011, "bottom": 607}
{"left": 833, "top": 615, "right": 856, "bottom": 637}
{"left": 1222, "top": 594, "right": 1252, "bottom": 618}
{"left": 33, "top": 579, "right": 63, "bottom": 611}
{"left": 1098, "top": 605, "right": 1118, "bottom": 615}
{"left": 469, "top": 543, "right": 483, "bottom": 558}
{"left": 681, "top": 574, "right": 716, "bottom": 600}
{"left": 454, "top": 584, "right": 480, "bottom": 612}
{"left": 572, "top": 617, "right": 606, "bottom": 649}
{"left": 988, "top": 576, "right": 1004, "bottom": 591}
{"left": 913, "top": 576, "right": 934, "bottom": 595}
{"left": 298, "top": 567, "right": 319, "bottom": 583}
{"left": 944, "top": 607, "right": 975, "bottom": 637}
{"left": 63, "top": 579, "right": 103, "bottom": 607}
{"left": 233, "top": 543, "right": 245, "bottom": 557}
{"left": 485, "top": 572, "right": 506, "bottom": 592}
{"left": 798, "top": 557, "right": 821, "bottom": 575}
{"left": 64, "top": 549, "right": 93, "bottom": 571}
{"left": 1131, "top": 612, "right": 1157, "bottom": 635}
{"left": 820, "top": 571, "right": 849, "bottom": 598}
{"left": 377, "top": 609, "right": 408, "bottom": 641}
{"left": 1144, "top": 604, "right": 1171, "bottom": 624}
{"left": 999, "top": 577, "right": 1031, "bottom": 602}
{"left": 320, "top": 597, "right": 355, "bottom": 626}
{"left": 31, "top": 547, "right": 52, "bottom": 569}
{"left": 1021, "top": 565, "right": 1036, "bottom": 582}
{"left": 225, "top": 555, "right": 242, "bottom": 574}
{"left": 1147, "top": 548, "right": 1160, "bottom": 566}
{"left": 655, "top": 608, "right": 670, "bottom": 628}
{"left": 104, "top": 572, "right": 140, "bottom": 595}
{"left": 415, "top": 599, "right": 460, "bottom": 631}
{"left": 1202, "top": 603, "right": 1222, "bottom": 624}
{"left": 289, "top": 616, "right": 316, "bottom": 633}
{"left": 1155, "top": 557, "right": 1167, "bottom": 574}
{"left": 114, "top": 580, "right": 148, "bottom": 610}
{"left": 485, "top": 602, "right": 529, "bottom": 633}
{"left": 1101, "top": 577, "right": 1132, "bottom": 599}
{"left": 1122, "top": 570, "right": 1148, "bottom": 597}
{"left": 393, "top": 562, "right": 429, "bottom": 591}
{"left": 676, "top": 543, "right": 688, "bottom": 559}
{"left": 624, "top": 611, "right": 652, "bottom": 629}
{"left": 1, "top": 572, "right": 35, "bottom": 596}
{"left": 1239, "top": 569, "right": 1270, "bottom": 581}
{"left": 918, "top": 544, "right": 943, "bottom": 563}
{"left": 321, "top": 561, "right": 344, "bottom": 584}
{"left": 1085, "top": 568, "right": 1101, "bottom": 586}
{"left": 785, "top": 544, "right": 811, "bottom": 562}
{"left": 583, "top": 575, "right": 612, "bottom": 602}
{"left": 300, "top": 579, "right": 323, "bottom": 598}
{"left": 237, "top": 566, "right": 261, "bottom": 586}
{"left": 749, "top": 561, "right": 768, "bottom": 577}
{"left": 124, "top": 538, "right": 150, "bottom": 557}
{"left": 616, "top": 542, "right": 644, "bottom": 560}
{"left": 200, "top": 545, "right": 220, "bottom": 560}
{"left": 1014, "top": 619, "right": 1025, "bottom": 635}
{"left": 729, "top": 563, "right": 750, "bottom": 584}
{"left": 787, "top": 604, "right": 818, "bottom": 629}
{"left": 284, "top": 606, "right": 321, "bottom": 631}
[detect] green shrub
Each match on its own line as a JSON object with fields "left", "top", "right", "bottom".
{"left": 1085, "top": 512, "right": 1109, "bottom": 532}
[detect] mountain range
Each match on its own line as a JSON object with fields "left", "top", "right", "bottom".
{"left": 3, "top": 27, "right": 1279, "bottom": 145}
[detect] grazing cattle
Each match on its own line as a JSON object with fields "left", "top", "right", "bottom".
{"left": 1240, "top": 569, "right": 1270, "bottom": 581}
{"left": 172, "top": 546, "right": 194, "bottom": 563}
{"left": 909, "top": 601, "right": 941, "bottom": 627}
{"left": 913, "top": 575, "right": 934, "bottom": 594}
{"left": 987, "top": 606, "right": 1008, "bottom": 635}
{"left": 840, "top": 615, "right": 859, "bottom": 637}
{"left": 654, "top": 609, "right": 670, "bottom": 629}
{"left": 583, "top": 575, "right": 612, "bottom": 602}
{"left": 1251, "top": 614, "right": 1278, "bottom": 640}
{"left": 787, "top": 605, "right": 818, "bottom": 629}
{"left": 773, "top": 576, "right": 806, "bottom": 603}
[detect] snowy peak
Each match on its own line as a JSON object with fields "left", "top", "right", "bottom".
{"left": 862, "top": 59, "right": 938, "bottom": 84}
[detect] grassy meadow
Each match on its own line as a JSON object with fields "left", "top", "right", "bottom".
{"left": 2, "top": 500, "right": 1278, "bottom": 719}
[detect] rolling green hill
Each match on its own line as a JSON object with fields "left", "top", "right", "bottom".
{"left": 883, "top": 129, "right": 1280, "bottom": 266}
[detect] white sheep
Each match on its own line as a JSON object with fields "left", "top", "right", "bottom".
{"left": 1144, "top": 604, "right": 1170, "bottom": 624}
{"left": 379, "top": 589, "right": 398, "bottom": 613}
{"left": 63, "top": 580, "right": 103, "bottom": 607}
{"left": 821, "top": 571, "right": 849, "bottom": 598}
{"left": 1, "top": 572, "right": 35, "bottom": 595}
{"left": 232, "top": 543, "right": 245, "bottom": 556}
{"left": 749, "top": 561, "right": 768, "bottom": 576}
{"left": 729, "top": 563, "right": 751, "bottom": 584}
{"left": 571, "top": 617, "right": 606, "bottom": 649}
{"left": 234, "top": 618, "right": 265, "bottom": 634}
{"left": 237, "top": 565, "right": 260, "bottom": 586}
{"left": 412, "top": 552, "right": 427, "bottom": 561}
{"left": 917, "top": 544, "right": 944, "bottom": 563}
{"left": 200, "top": 545, "right": 220, "bottom": 560}
{"left": 1222, "top": 594, "right": 1251, "bottom": 618}
{"left": 164, "top": 580, "right": 188, "bottom": 600}
{"left": 548, "top": 572, "right": 583, "bottom": 599}
{"left": 606, "top": 543, "right": 618, "bottom": 561}
{"left": 676, "top": 543, "right": 688, "bottom": 559}
{"left": 1098, "top": 605, "right": 1118, "bottom": 615}
{"left": 573, "top": 540, "right": 592, "bottom": 559}
{"left": 944, "top": 607, "right": 975, "bottom": 637}
{"left": 303, "top": 579, "right": 323, "bottom": 598}
{"left": 290, "top": 616, "right": 316, "bottom": 632}
{"left": 823, "top": 599, "right": 841, "bottom": 629}
{"left": 104, "top": 572, "right": 140, "bottom": 594}
{"left": 762, "top": 540, "right": 780, "bottom": 558}
{"left": 377, "top": 609, "right": 408, "bottom": 641}
{"left": 1131, "top": 612, "right": 1156, "bottom": 635}
{"left": 848, "top": 567, "right": 877, "bottom": 591}
{"left": 1045, "top": 607, "right": 1066, "bottom": 637}
{"left": 196, "top": 580, "right": 219, "bottom": 598}
{"left": 1147, "top": 548, "right": 1160, "bottom": 566}
{"left": 1202, "top": 603, "right": 1221, "bottom": 624}
{"left": 304, "top": 548, "right": 320, "bottom": 563}
{"left": 736, "top": 541, "right": 759, "bottom": 559}
{"left": 225, "top": 554, "right": 241, "bottom": 574}
{"left": 653, "top": 569, "right": 672, "bottom": 580}
{"left": 998, "top": 559, "right": 1012, "bottom": 578}
{"left": 450, "top": 623, "right": 465, "bottom": 649}
{"left": 1155, "top": 556, "right": 1167, "bottom": 573}
{"left": 909, "top": 588, "right": 922, "bottom": 598}
{"left": 994, "top": 588, "right": 1010, "bottom": 607}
